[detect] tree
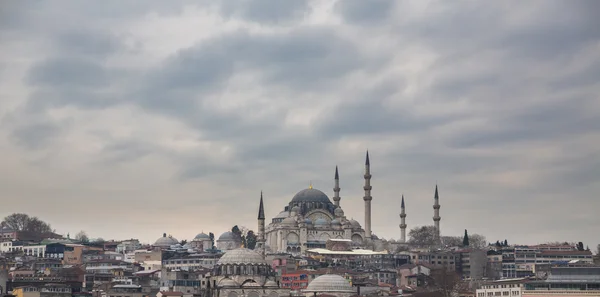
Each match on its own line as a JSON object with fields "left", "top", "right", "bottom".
{"left": 577, "top": 242, "right": 584, "bottom": 251}
{"left": 408, "top": 226, "right": 438, "bottom": 247}
{"left": 463, "top": 230, "right": 470, "bottom": 247}
{"left": 231, "top": 225, "right": 244, "bottom": 247}
{"left": 441, "top": 236, "right": 463, "bottom": 247}
{"left": 430, "top": 268, "right": 462, "bottom": 297}
{"left": 596, "top": 244, "right": 600, "bottom": 256}
{"left": 503, "top": 239, "right": 508, "bottom": 246}
{"left": 180, "top": 240, "right": 188, "bottom": 246}
{"left": 2, "top": 213, "right": 54, "bottom": 234}
{"left": 469, "top": 234, "right": 487, "bottom": 249}
{"left": 209, "top": 232, "right": 215, "bottom": 249}
{"left": 246, "top": 230, "right": 257, "bottom": 250}
{"left": 75, "top": 231, "right": 89, "bottom": 243}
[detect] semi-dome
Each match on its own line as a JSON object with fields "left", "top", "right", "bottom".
{"left": 154, "top": 233, "right": 178, "bottom": 247}
{"left": 194, "top": 232, "right": 210, "bottom": 240}
{"left": 304, "top": 274, "right": 355, "bottom": 293}
{"left": 274, "top": 211, "right": 289, "bottom": 219}
{"left": 217, "top": 248, "right": 268, "bottom": 265}
{"left": 218, "top": 231, "right": 236, "bottom": 241}
{"left": 291, "top": 188, "right": 332, "bottom": 204}
{"left": 282, "top": 217, "right": 298, "bottom": 227}
{"left": 303, "top": 218, "right": 313, "bottom": 225}
{"left": 314, "top": 218, "right": 330, "bottom": 227}
{"left": 218, "top": 278, "right": 239, "bottom": 287}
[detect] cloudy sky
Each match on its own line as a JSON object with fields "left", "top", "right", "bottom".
{"left": 1, "top": 1, "right": 599, "bottom": 248}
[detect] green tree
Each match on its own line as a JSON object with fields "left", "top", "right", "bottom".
{"left": 577, "top": 242, "right": 584, "bottom": 251}
{"left": 209, "top": 232, "right": 215, "bottom": 249}
{"left": 246, "top": 230, "right": 257, "bottom": 249}
{"left": 75, "top": 231, "right": 89, "bottom": 243}
{"left": 2, "top": 213, "right": 54, "bottom": 234}
{"left": 463, "top": 229, "right": 469, "bottom": 247}
{"left": 503, "top": 239, "right": 508, "bottom": 246}
{"left": 408, "top": 226, "right": 438, "bottom": 247}
{"left": 232, "top": 225, "right": 243, "bottom": 247}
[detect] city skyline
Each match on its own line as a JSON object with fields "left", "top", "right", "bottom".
{"left": 0, "top": 1, "right": 598, "bottom": 249}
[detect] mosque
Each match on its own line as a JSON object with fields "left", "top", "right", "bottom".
{"left": 155, "top": 151, "right": 443, "bottom": 254}
{"left": 260, "top": 151, "right": 442, "bottom": 254}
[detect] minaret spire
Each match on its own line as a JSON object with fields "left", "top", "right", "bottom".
{"left": 333, "top": 166, "right": 341, "bottom": 207}
{"left": 400, "top": 195, "right": 407, "bottom": 243}
{"left": 433, "top": 185, "right": 441, "bottom": 242}
{"left": 257, "top": 191, "right": 266, "bottom": 258}
{"left": 363, "top": 151, "right": 373, "bottom": 239}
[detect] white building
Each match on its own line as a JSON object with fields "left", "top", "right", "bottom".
{"left": 476, "top": 278, "right": 527, "bottom": 297}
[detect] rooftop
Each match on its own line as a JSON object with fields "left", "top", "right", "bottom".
{"left": 307, "top": 248, "right": 388, "bottom": 255}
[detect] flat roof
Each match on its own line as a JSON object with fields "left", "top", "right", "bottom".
{"left": 307, "top": 248, "right": 388, "bottom": 255}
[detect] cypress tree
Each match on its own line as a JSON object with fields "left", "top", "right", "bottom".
{"left": 463, "top": 229, "right": 470, "bottom": 246}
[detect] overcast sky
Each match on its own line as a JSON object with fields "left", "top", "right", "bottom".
{"left": 0, "top": 1, "right": 599, "bottom": 248}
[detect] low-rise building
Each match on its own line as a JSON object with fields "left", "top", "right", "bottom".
{"left": 161, "top": 253, "right": 221, "bottom": 271}
{"left": 476, "top": 278, "right": 528, "bottom": 297}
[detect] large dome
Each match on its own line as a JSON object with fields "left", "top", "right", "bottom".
{"left": 154, "top": 233, "right": 178, "bottom": 247}
{"left": 304, "top": 274, "right": 355, "bottom": 293}
{"left": 218, "top": 231, "right": 236, "bottom": 241}
{"left": 217, "top": 248, "right": 268, "bottom": 265}
{"left": 194, "top": 232, "right": 210, "bottom": 240}
{"left": 291, "top": 188, "right": 332, "bottom": 204}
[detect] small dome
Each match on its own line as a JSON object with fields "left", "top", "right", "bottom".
{"left": 291, "top": 206, "right": 300, "bottom": 213}
{"left": 314, "top": 218, "right": 329, "bottom": 227}
{"left": 291, "top": 188, "right": 332, "bottom": 204}
{"left": 242, "top": 281, "right": 261, "bottom": 288}
{"left": 194, "top": 232, "right": 210, "bottom": 240}
{"left": 274, "top": 211, "right": 289, "bottom": 219}
{"left": 282, "top": 217, "right": 298, "bottom": 227}
{"left": 218, "top": 278, "right": 239, "bottom": 288}
{"left": 154, "top": 233, "right": 178, "bottom": 247}
{"left": 217, "top": 248, "right": 268, "bottom": 265}
{"left": 303, "top": 218, "right": 313, "bottom": 225}
{"left": 331, "top": 219, "right": 341, "bottom": 225}
{"left": 304, "top": 274, "right": 355, "bottom": 293}
{"left": 349, "top": 219, "right": 361, "bottom": 229}
{"left": 264, "top": 280, "right": 278, "bottom": 287}
{"left": 218, "top": 231, "right": 236, "bottom": 241}
{"left": 334, "top": 207, "right": 345, "bottom": 217}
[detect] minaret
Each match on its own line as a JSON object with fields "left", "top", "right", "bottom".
{"left": 257, "top": 191, "right": 266, "bottom": 258}
{"left": 433, "top": 185, "right": 441, "bottom": 241}
{"left": 363, "top": 151, "right": 373, "bottom": 239}
{"left": 333, "top": 166, "right": 341, "bottom": 207}
{"left": 399, "top": 195, "right": 407, "bottom": 243}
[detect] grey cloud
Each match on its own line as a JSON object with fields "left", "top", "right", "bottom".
{"left": 2, "top": 1, "right": 600, "bottom": 247}
{"left": 315, "top": 97, "right": 459, "bottom": 139}
{"left": 334, "top": 0, "right": 394, "bottom": 25}
{"left": 447, "top": 97, "right": 600, "bottom": 149}
{"left": 26, "top": 57, "right": 109, "bottom": 87}
{"left": 100, "top": 140, "right": 156, "bottom": 164}
{"left": 9, "top": 121, "right": 64, "bottom": 150}
{"left": 55, "top": 31, "right": 124, "bottom": 58}
{"left": 219, "top": 0, "right": 311, "bottom": 24}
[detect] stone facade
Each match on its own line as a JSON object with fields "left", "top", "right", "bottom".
{"left": 265, "top": 188, "right": 366, "bottom": 255}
